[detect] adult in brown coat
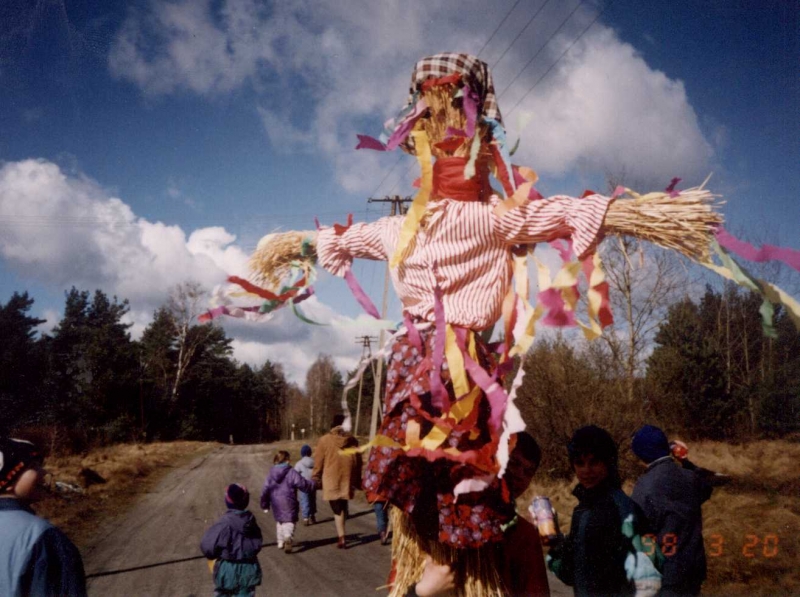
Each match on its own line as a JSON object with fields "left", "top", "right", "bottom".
{"left": 312, "top": 414, "right": 362, "bottom": 548}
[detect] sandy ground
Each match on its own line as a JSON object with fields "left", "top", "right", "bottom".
{"left": 81, "top": 442, "right": 569, "bottom": 596}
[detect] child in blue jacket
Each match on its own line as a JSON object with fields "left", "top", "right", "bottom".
{"left": 201, "top": 483, "right": 263, "bottom": 597}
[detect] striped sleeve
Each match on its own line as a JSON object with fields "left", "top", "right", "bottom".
{"left": 316, "top": 218, "right": 394, "bottom": 277}
{"left": 493, "top": 194, "right": 613, "bottom": 259}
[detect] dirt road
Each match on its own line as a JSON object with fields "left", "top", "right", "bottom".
{"left": 82, "top": 442, "right": 568, "bottom": 596}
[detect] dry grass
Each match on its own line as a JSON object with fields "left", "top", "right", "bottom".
{"left": 520, "top": 440, "right": 799, "bottom": 596}
{"left": 36, "top": 441, "right": 215, "bottom": 547}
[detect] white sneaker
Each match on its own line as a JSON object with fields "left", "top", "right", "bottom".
{"left": 277, "top": 541, "right": 284, "bottom": 549}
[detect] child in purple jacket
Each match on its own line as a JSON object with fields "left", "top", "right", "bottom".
{"left": 200, "top": 483, "right": 263, "bottom": 597}
{"left": 260, "top": 450, "right": 316, "bottom": 554}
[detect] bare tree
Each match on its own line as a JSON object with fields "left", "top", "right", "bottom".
{"left": 305, "top": 354, "right": 344, "bottom": 435}
{"left": 166, "top": 281, "right": 215, "bottom": 404}
{"left": 599, "top": 237, "right": 689, "bottom": 402}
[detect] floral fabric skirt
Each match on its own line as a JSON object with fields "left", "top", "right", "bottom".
{"left": 362, "top": 325, "right": 513, "bottom": 548}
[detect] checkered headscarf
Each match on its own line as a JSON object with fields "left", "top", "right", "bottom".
{"left": 409, "top": 53, "right": 502, "bottom": 124}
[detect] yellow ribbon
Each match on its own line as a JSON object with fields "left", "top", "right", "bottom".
{"left": 445, "top": 324, "right": 470, "bottom": 399}
{"left": 390, "top": 129, "right": 433, "bottom": 269}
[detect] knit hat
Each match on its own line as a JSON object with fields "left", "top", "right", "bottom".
{"left": 0, "top": 438, "right": 42, "bottom": 492}
{"left": 567, "top": 425, "right": 621, "bottom": 488}
{"left": 224, "top": 483, "right": 249, "bottom": 510}
{"left": 632, "top": 425, "right": 671, "bottom": 464}
{"left": 300, "top": 444, "right": 312, "bottom": 458}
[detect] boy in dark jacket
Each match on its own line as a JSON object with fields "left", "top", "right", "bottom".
{"left": 0, "top": 437, "right": 87, "bottom": 597}
{"left": 547, "top": 426, "right": 662, "bottom": 597}
{"left": 260, "top": 450, "right": 316, "bottom": 554}
{"left": 201, "top": 483, "right": 263, "bottom": 597}
{"left": 631, "top": 425, "right": 713, "bottom": 597}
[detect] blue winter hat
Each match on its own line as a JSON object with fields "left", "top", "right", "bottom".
{"left": 224, "top": 483, "right": 249, "bottom": 510}
{"left": 300, "top": 444, "right": 312, "bottom": 457}
{"left": 632, "top": 425, "right": 671, "bottom": 464}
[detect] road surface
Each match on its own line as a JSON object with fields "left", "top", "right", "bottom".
{"left": 82, "top": 443, "right": 569, "bottom": 596}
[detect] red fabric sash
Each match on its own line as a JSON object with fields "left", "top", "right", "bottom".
{"left": 431, "top": 156, "right": 492, "bottom": 202}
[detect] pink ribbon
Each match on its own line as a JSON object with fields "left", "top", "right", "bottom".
{"left": 343, "top": 267, "right": 381, "bottom": 319}
{"left": 430, "top": 283, "right": 450, "bottom": 411}
{"left": 462, "top": 85, "right": 478, "bottom": 138}
{"left": 454, "top": 328, "right": 507, "bottom": 433}
{"left": 537, "top": 287, "right": 577, "bottom": 327}
{"left": 355, "top": 99, "right": 428, "bottom": 151}
{"left": 715, "top": 227, "right": 800, "bottom": 274}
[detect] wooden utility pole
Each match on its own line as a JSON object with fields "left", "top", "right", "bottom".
{"left": 366, "top": 195, "right": 412, "bottom": 439}
{"left": 353, "top": 335, "right": 377, "bottom": 436}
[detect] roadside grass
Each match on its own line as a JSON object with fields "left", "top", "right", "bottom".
{"left": 29, "top": 437, "right": 799, "bottom": 594}
{"left": 36, "top": 441, "right": 217, "bottom": 547}
{"left": 524, "top": 439, "right": 800, "bottom": 596}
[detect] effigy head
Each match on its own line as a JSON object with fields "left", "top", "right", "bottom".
{"left": 402, "top": 53, "right": 501, "bottom": 158}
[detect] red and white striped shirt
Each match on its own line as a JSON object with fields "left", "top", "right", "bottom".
{"left": 317, "top": 194, "right": 612, "bottom": 330}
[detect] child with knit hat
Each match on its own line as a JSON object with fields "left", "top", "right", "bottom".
{"left": 201, "top": 483, "right": 263, "bottom": 597}
{"left": 631, "top": 425, "right": 713, "bottom": 597}
{"left": 0, "top": 437, "right": 87, "bottom": 597}
{"left": 294, "top": 444, "right": 317, "bottom": 525}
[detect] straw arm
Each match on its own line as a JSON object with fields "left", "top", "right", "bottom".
{"left": 602, "top": 189, "right": 723, "bottom": 261}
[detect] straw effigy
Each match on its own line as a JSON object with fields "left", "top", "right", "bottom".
{"left": 389, "top": 508, "right": 504, "bottom": 597}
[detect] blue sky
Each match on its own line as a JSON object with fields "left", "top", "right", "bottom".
{"left": 0, "top": 0, "right": 797, "bottom": 383}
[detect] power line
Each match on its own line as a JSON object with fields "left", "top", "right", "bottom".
{"left": 491, "top": 0, "right": 554, "bottom": 69}
{"left": 497, "top": 0, "right": 586, "bottom": 99}
{"left": 505, "top": 0, "right": 614, "bottom": 120}
{"left": 476, "top": 0, "right": 525, "bottom": 58}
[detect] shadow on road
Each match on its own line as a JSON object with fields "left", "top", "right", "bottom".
{"left": 86, "top": 555, "right": 207, "bottom": 579}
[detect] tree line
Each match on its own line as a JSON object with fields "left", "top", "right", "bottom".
{"left": 0, "top": 282, "right": 345, "bottom": 452}
{"left": 3, "top": 265, "right": 797, "bottom": 457}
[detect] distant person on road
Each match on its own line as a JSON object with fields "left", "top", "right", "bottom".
{"left": 0, "top": 437, "right": 88, "bottom": 597}
{"left": 631, "top": 425, "right": 713, "bottom": 597}
{"left": 201, "top": 483, "right": 263, "bottom": 597}
{"left": 312, "top": 414, "right": 362, "bottom": 549}
{"left": 260, "top": 450, "right": 316, "bottom": 554}
{"left": 294, "top": 444, "right": 317, "bottom": 525}
{"left": 547, "top": 425, "right": 662, "bottom": 597}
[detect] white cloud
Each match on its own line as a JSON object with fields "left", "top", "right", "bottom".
{"left": 0, "top": 158, "right": 246, "bottom": 309}
{"left": 109, "top": 1, "right": 715, "bottom": 192}
{"left": 0, "top": 158, "right": 370, "bottom": 385}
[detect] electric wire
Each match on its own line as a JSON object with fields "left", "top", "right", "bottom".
{"left": 497, "top": 0, "right": 586, "bottom": 99}
{"left": 490, "top": 0, "right": 554, "bottom": 69}
{"left": 476, "top": 0, "right": 524, "bottom": 58}
{"left": 505, "top": 0, "right": 614, "bottom": 120}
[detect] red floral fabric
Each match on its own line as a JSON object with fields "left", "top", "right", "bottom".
{"left": 363, "top": 325, "right": 514, "bottom": 548}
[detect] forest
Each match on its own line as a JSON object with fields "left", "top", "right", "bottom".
{"left": 2, "top": 244, "right": 798, "bottom": 458}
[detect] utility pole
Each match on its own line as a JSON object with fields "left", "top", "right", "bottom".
{"left": 352, "top": 335, "right": 377, "bottom": 436}
{"left": 366, "top": 195, "right": 412, "bottom": 440}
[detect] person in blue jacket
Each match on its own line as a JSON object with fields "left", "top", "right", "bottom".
{"left": 294, "top": 444, "right": 317, "bottom": 526}
{"left": 547, "top": 426, "right": 662, "bottom": 597}
{"left": 201, "top": 483, "right": 263, "bottom": 597}
{"left": 0, "top": 437, "right": 87, "bottom": 597}
{"left": 631, "top": 425, "right": 713, "bottom": 597}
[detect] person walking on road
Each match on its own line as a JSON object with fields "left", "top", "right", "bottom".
{"left": 294, "top": 444, "right": 317, "bottom": 526}
{"left": 201, "top": 483, "right": 263, "bottom": 597}
{"left": 312, "top": 414, "right": 362, "bottom": 549}
{"left": 0, "top": 437, "right": 88, "bottom": 597}
{"left": 631, "top": 425, "right": 713, "bottom": 597}
{"left": 260, "top": 450, "right": 316, "bottom": 554}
